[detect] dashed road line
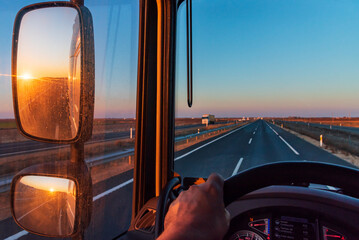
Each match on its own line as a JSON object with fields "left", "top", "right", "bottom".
{"left": 232, "top": 158, "right": 244, "bottom": 176}
{"left": 248, "top": 138, "right": 252, "bottom": 144}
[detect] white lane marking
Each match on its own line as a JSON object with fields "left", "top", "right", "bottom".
{"left": 266, "top": 123, "right": 278, "bottom": 135}
{"left": 5, "top": 124, "right": 253, "bottom": 240}
{"left": 58, "top": 208, "right": 63, "bottom": 236}
{"left": 248, "top": 138, "right": 252, "bottom": 144}
{"left": 279, "top": 136, "right": 300, "bottom": 155}
{"left": 93, "top": 124, "right": 249, "bottom": 201}
{"left": 266, "top": 122, "right": 299, "bottom": 155}
{"left": 66, "top": 201, "right": 75, "bottom": 229}
{"left": 17, "top": 198, "right": 55, "bottom": 221}
{"left": 174, "top": 123, "right": 252, "bottom": 161}
{"left": 93, "top": 178, "right": 134, "bottom": 202}
{"left": 253, "top": 131, "right": 255, "bottom": 135}
{"left": 4, "top": 230, "right": 28, "bottom": 240}
{"left": 232, "top": 158, "right": 244, "bottom": 176}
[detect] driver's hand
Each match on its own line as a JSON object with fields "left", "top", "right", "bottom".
{"left": 158, "top": 173, "right": 230, "bottom": 240}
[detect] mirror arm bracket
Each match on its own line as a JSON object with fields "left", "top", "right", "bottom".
{"left": 71, "top": 142, "right": 85, "bottom": 163}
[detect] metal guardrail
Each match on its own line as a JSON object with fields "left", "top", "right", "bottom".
{"left": 0, "top": 122, "right": 244, "bottom": 192}
{"left": 175, "top": 123, "right": 240, "bottom": 142}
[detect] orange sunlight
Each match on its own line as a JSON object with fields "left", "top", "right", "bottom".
{"left": 19, "top": 73, "right": 33, "bottom": 80}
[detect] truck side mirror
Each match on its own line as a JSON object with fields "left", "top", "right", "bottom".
{"left": 12, "top": 2, "right": 95, "bottom": 144}
{"left": 10, "top": 161, "right": 92, "bottom": 238}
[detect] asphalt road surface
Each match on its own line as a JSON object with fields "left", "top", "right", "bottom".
{"left": 0, "top": 123, "right": 214, "bottom": 157}
{"left": 1, "top": 120, "right": 354, "bottom": 240}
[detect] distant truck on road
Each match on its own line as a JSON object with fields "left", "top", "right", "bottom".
{"left": 202, "top": 114, "right": 215, "bottom": 125}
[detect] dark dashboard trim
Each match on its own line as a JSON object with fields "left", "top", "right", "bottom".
{"left": 237, "top": 185, "right": 359, "bottom": 213}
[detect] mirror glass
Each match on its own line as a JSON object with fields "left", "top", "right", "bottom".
{"left": 13, "top": 175, "right": 77, "bottom": 236}
{"left": 16, "top": 7, "right": 81, "bottom": 140}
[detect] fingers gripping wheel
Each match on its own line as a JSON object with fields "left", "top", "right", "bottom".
{"left": 155, "top": 162, "right": 359, "bottom": 239}
{"left": 155, "top": 177, "right": 181, "bottom": 238}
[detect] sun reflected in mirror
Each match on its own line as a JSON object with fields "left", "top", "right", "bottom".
{"left": 14, "top": 175, "right": 77, "bottom": 236}
{"left": 19, "top": 73, "right": 33, "bottom": 80}
{"left": 15, "top": 7, "right": 82, "bottom": 141}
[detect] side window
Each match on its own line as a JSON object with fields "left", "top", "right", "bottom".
{"left": 0, "top": 1, "right": 138, "bottom": 239}
{"left": 174, "top": 0, "right": 359, "bottom": 179}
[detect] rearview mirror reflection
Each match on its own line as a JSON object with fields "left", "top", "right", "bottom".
{"left": 15, "top": 7, "right": 81, "bottom": 141}
{"left": 13, "top": 175, "right": 77, "bottom": 236}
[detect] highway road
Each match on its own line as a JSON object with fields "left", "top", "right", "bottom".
{"left": 0, "top": 120, "right": 354, "bottom": 240}
{"left": 0, "top": 131, "right": 133, "bottom": 157}
{"left": 0, "top": 123, "right": 216, "bottom": 157}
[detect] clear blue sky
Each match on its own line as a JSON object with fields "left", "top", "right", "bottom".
{"left": 1, "top": 0, "right": 359, "bottom": 119}
{"left": 176, "top": 0, "right": 359, "bottom": 117}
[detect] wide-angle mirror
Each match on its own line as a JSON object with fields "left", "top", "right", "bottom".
{"left": 12, "top": 175, "right": 77, "bottom": 237}
{"left": 14, "top": 7, "right": 80, "bottom": 141}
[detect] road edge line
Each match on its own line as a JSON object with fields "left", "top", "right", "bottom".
{"left": 4, "top": 230, "right": 28, "bottom": 240}
{"left": 174, "top": 123, "right": 252, "bottom": 161}
{"left": 278, "top": 136, "right": 300, "bottom": 155}
{"left": 266, "top": 122, "right": 300, "bottom": 155}
{"left": 93, "top": 178, "right": 134, "bottom": 202}
{"left": 4, "top": 123, "right": 253, "bottom": 240}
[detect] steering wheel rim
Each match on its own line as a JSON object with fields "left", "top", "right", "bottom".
{"left": 155, "top": 161, "right": 359, "bottom": 238}
{"left": 155, "top": 177, "right": 181, "bottom": 238}
{"left": 223, "top": 161, "right": 359, "bottom": 206}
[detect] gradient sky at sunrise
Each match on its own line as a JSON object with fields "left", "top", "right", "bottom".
{"left": 175, "top": 0, "right": 359, "bottom": 117}
{"left": 1, "top": 0, "right": 359, "bottom": 119}
{"left": 17, "top": 7, "right": 78, "bottom": 78}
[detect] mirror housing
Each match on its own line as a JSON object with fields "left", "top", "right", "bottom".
{"left": 10, "top": 161, "right": 92, "bottom": 237}
{"left": 12, "top": 2, "right": 94, "bottom": 144}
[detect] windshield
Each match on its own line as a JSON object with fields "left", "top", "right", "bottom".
{"left": 174, "top": 0, "right": 359, "bottom": 179}
{"left": 0, "top": 0, "right": 138, "bottom": 239}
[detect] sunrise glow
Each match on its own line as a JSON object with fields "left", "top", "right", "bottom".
{"left": 19, "top": 73, "right": 33, "bottom": 80}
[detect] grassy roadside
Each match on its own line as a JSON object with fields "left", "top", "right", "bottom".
{"left": 272, "top": 121, "right": 359, "bottom": 168}
{"left": 0, "top": 120, "right": 16, "bottom": 129}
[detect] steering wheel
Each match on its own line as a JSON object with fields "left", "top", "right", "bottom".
{"left": 155, "top": 161, "right": 359, "bottom": 238}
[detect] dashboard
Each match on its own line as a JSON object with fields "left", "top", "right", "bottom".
{"left": 225, "top": 186, "right": 359, "bottom": 240}
{"left": 119, "top": 184, "right": 359, "bottom": 240}
{"left": 226, "top": 208, "right": 346, "bottom": 240}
